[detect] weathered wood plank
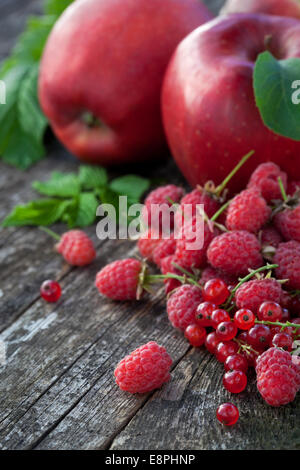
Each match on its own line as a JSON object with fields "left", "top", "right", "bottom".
{"left": 110, "top": 349, "right": 300, "bottom": 450}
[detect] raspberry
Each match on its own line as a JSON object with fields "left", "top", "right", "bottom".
{"left": 95, "top": 259, "right": 143, "bottom": 300}
{"left": 287, "top": 181, "right": 300, "bottom": 196}
{"left": 56, "top": 230, "right": 96, "bottom": 266}
{"left": 247, "top": 162, "right": 287, "bottom": 202}
{"left": 142, "top": 184, "right": 184, "bottom": 232}
{"left": 200, "top": 266, "right": 238, "bottom": 287}
{"left": 175, "top": 218, "right": 217, "bottom": 269}
{"left": 216, "top": 403, "right": 239, "bottom": 426}
{"left": 40, "top": 280, "right": 62, "bottom": 303}
{"left": 175, "top": 188, "right": 220, "bottom": 225}
{"left": 114, "top": 341, "right": 172, "bottom": 394}
{"left": 274, "top": 241, "right": 300, "bottom": 289}
{"left": 274, "top": 205, "right": 300, "bottom": 243}
{"left": 160, "top": 255, "right": 183, "bottom": 294}
{"left": 152, "top": 237, "right": 176, "bottom": 267}
{"left": 137, "top": 231, "right": 161, "bottom": 262}
{"left": 235, "top": 278, "right": 283, "bottom": 314}
{"left": 167, "top": 284, "right": 203, "bottom": 331}
{"left": 256, "top": 347, "right": 300, "bottom": 406}
{"left": 226, "top": 189, "right": 271, "bottom": 233}
{"left": 260, "top": 226, "right": 283, "bottom": 249}
{"left": 207, "top": 231, "right": 263, "bottom": 277}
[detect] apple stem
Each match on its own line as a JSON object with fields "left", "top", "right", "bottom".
{"left": 278, "top": 177, "right": 288, "bottom": 202}
{"left": 215, "top": 150, "right": 255, "bottom": 197}
{"left": 39, "top": 226, "right": 61, "bottom": 241}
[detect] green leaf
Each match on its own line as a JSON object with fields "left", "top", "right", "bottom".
{"left": 2, "top": 199, "right": 71, "bottom": 227}
{"left": 32, "top": 171, "right": 80, "bottom": 197}
{"left": 62, "top": 193, "right": 99, "bottom": 228}
{"left": 45, "top": 0, "right": 75, "bottom": 16}
{"left": 110, "top": 175, "right": 150, "bottom": 203}
{"left": 78, "top": 165, "right": 108, "bottom": 190}
{"left": 254, "top": 51, "right": 300, "bottom": 141}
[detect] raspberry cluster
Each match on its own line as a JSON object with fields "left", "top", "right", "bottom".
{"left": 95, "top": 158, "right": 300, "bottom": 423}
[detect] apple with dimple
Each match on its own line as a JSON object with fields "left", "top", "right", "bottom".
{"left": 162, "top": 13, "right": 300, "bottom": 193}
{"left": 39, "top": 0, "right": 213, "bottom": 165}
{"left": 221, "top": 0, "right": 300, "bottom": 19}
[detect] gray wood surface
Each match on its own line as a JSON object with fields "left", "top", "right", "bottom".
{"left": 0, "top": 0, "right": 299, "bottom": 451}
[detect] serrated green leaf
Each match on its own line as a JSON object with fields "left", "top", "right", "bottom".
{"left": 32, "top": 171, "right": 80, "bottom": 197}
{"left": 254, "top": 51, "right": 300, "bottom": 141}
{"left": 2, "top": 199, "right": 71, "bottom": 227}
{"left": 110, "top": 175, "right": 150, "bottom": 203}
{"left": 75, "top": 193, "right": 99, "bottom": 227}
{"left": 45, "top": 0, "right": 75, "bottom": 16}
{"left": 18, "top": 64, "right": 48, "bottom": 143}
{"left": 78, "top": 165, "right": 108, "bottom": 190}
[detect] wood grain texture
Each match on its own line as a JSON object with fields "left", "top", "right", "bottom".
{"left": 1, "top": 0, "right": 299, "bottom": 452}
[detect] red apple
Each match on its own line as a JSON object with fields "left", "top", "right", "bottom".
{"left": 39, "top": 0, "right": 212, "bottom": 165}
{"left": 162, "top": 14, "right": 300, "bottom": 192}
{"left": 221, "top": 0, "right": 300, "bottom": 19}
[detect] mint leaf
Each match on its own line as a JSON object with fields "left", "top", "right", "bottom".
{"left": 78, "top": 165, "right": 108, "bottom": 190}
{"left": 110, "top": 175, "right": 150, "bottom": 203}
{"left": 254, "top": 51, "right": 300, "bottom": 141}
{"left": 2, "top": 199, "right": 71, "bottom": 227}
{"left": 32, "top": 171, "right": 80, "bottom": 197}
{"left": 74, "top": 193, "right": 99, "bottom": 227}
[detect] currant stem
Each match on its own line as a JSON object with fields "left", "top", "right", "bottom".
{"left": 146, "top": 273, "right": 200, "bottom": 288}
{"left": 39, "top": 226, "right": 61, "bottom": 241}
{"left": 215, "top": 150, "right": 255, "bottom": 197}
{"left": 211, "top": 200, "right": 231, "bottom": 222}
{"left": 255, "top": 320, "right": 300, "bottom": 330}
{"left": 224, "top": 264, "right": 279, "bottom": 308}
{"left": 278, "top": 177, "right": 288, "bottom": 202}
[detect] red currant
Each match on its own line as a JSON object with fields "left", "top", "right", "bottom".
{"left": 270, "top": 325, "right": 293, "bottom": 339}
{"left": 203, "top": 278, "right": 230, "bottom": 305}
{"left": 211, "top": 309, "right": 230, "bottom": 329}
{"left": 234, "top": 309, "right": 255, "bottom": 330}
{"left": 205, "top": 332, "right": 221, "bottom": 354}
{"left": 224, "top": 354, "right": 248, "bottom": 373}
{"left": 223, "top": 370, "right": 247, "bottom": 394}
{"left": 241, "top": 348, "right": 260, "bottom": 368}
{"left": 258, "top": 301, "right": 283, "bottom": 322}
{"left": 247, "top": 324, "right": 271, "bottom": 349}
{"left": 215, "top": 341, "right": 239, "bottom": 363}
{"left": 216, "top": 321, "right": 238, "bottom": 341}
{"left": 282, "top": 308, "right": 291, "bottom": 322}
{"left": 216, "top": 403, "right": 239, "bottom": 426}
{"left": 40, "top": 280, "right": 62, "bottom": 303}
{"left": 185, "top": 324, "right": 207, "bottom": 347}
{"left": 272, "top": 332, "right": 293, "bottom": 351}
{"left": 195, "top": 302, "right": 215, "bottom": 327}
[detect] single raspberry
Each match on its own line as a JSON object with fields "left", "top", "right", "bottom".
{"left": 56, "top": 230, "right": 96, "bottom": 266}
{"left": 256, "top": 347, "right": 300, "bottom": 406}
{"left": 114, "top": 341, "right": 172, "bottom": 394}
{"left": 142, "top": 184, "right": 184, "bottom": 232}
{"left": 167, "top": 284, "right": 203, "bottom": 331}
{"left": 207, "top": 231, "right": 263, "bottom": 277}
{"left": 160, "top": 255, "right": 183, "bottom": 294}
{"left": 274, "top": 241, "right": 300, "bottom": 290}
{"left": 247, "top": 162, "right": 287, "bottom": 202}
{"left": 226, "top": 189, "right": 271, "bottom": 233}
{"left": 260, "top": 226, "right": 283, "bottom": 249}
{"left": 200, "top": 266, "right": 238, "bottom": 287}
{"left": 40, "top": 280, "right": 62, "bottom": 303}
{"left": 274, "top": 205, "right": 300, "bottom": 243}
{"left": 175, "top": 187, "right": 220, "bottom": 228}
{"left": 153, "top": 237, "right": 176, "bottom": 267}
{"left": 287, "top": 181, "right": 300, "bottom": 196}
{"left": 95, "top": 259, "right": 143, "bottom": 301}
{"left": 137, "top": 231, "right": 161, "bottom": 262}
{"left": 235, "top": 278, "right": 283, "bottom": 314}
{"left": 175, "top": 217, "right": 218, "bottom": 269}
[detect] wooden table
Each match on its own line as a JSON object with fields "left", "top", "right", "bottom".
{"left": 0, "top": 0, "right": 299, "bottom": 451}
